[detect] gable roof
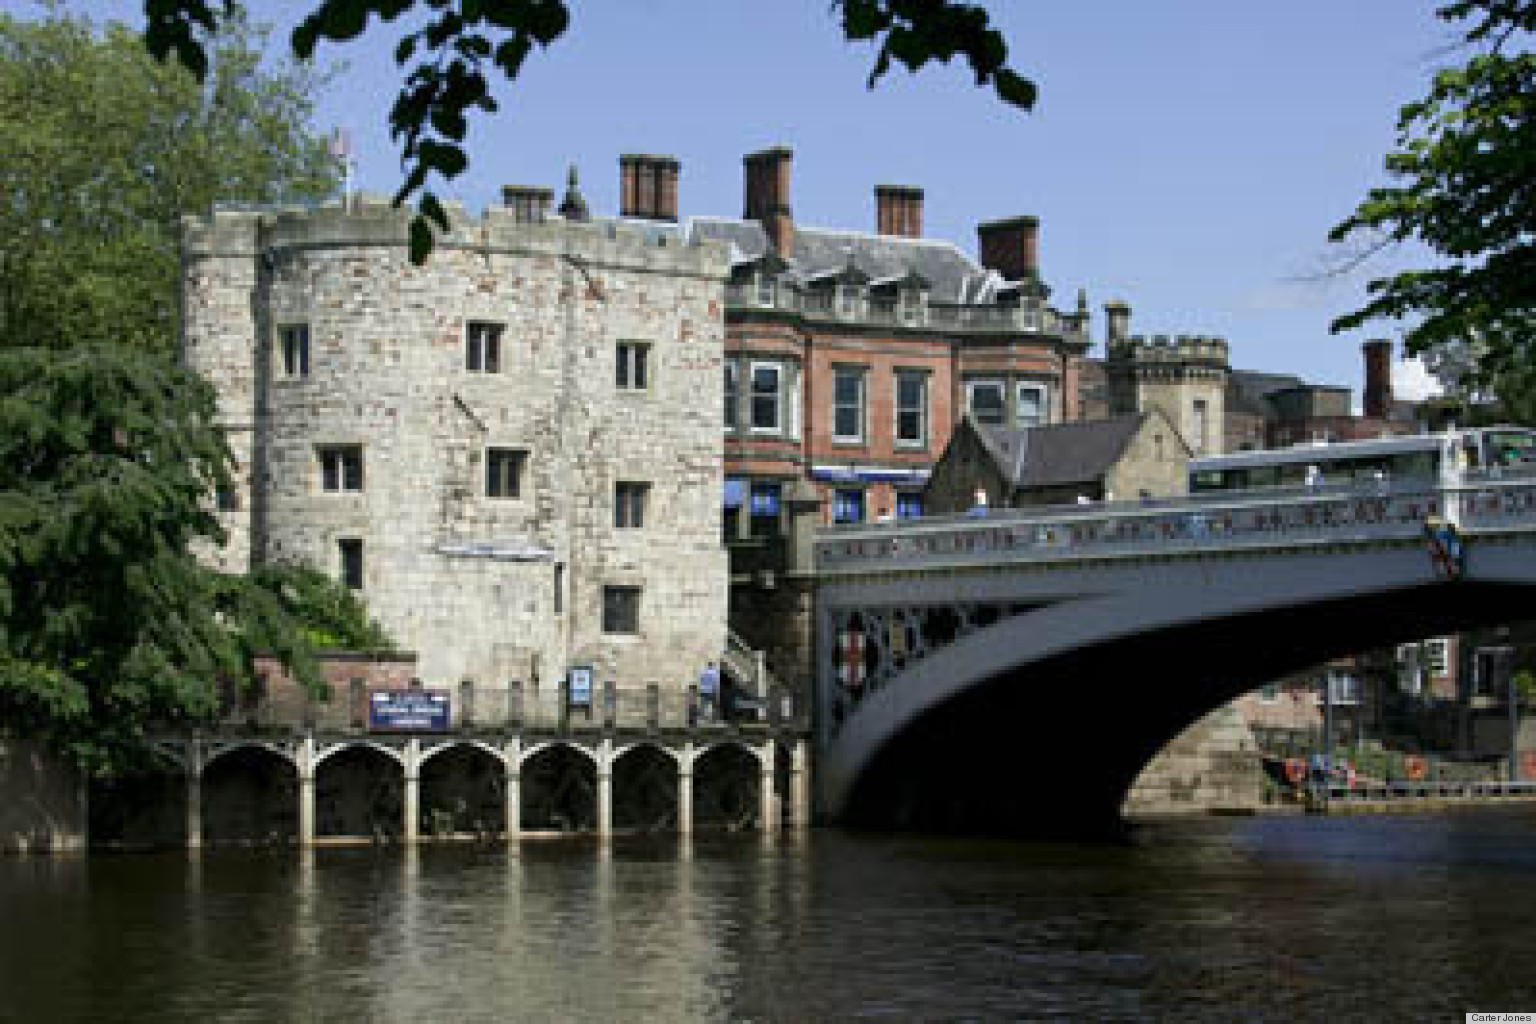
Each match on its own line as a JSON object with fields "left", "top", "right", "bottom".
{"left": 974, "top": 414, "right": 1148, "bottom": 489}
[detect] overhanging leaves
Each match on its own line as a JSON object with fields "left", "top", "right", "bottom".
{"left": 142, "top": 1, "right": 1034, "bottom": 264}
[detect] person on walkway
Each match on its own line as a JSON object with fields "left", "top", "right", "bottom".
{"left": 699, "top": 661, "right": 721, "bottom": 722}
{"left": 967, "top": 487, "right": 989, "bottom": 518}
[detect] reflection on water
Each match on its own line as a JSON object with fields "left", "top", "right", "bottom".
{"left": 4, "top": 812, "right": 1536, "bottom": 1021}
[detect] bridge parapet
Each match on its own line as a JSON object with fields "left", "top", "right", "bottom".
{"left": 816, "top": 475, "right": 1536, "bottom": 575}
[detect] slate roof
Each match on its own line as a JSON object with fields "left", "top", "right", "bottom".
{"left": 685, "top": 216, "right": 1003, "bottom": 303}
{"left": 1227, "top": 369, "right": 1307, "bottom": 418}
{"left": 975, "top": 414, "right": 1147, "bottom": 489}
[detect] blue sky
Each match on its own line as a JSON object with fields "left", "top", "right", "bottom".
{"left": 18, "top": 1, "right": 1464, "bottom": 396}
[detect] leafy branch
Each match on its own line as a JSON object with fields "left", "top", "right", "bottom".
{"left": 142, "top": 1, "right": 1035, "bottom": 263}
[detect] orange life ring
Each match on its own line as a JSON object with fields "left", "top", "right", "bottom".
{"left": 1405, "top": 755, "right": 1428, "bottom": 781}
{"left": 1284, "top": 758, "right": 1306, "bottom": 785}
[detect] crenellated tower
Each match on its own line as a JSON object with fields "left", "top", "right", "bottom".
{"left": 1103, "top": 300, "right": 1229, "bottom": 456}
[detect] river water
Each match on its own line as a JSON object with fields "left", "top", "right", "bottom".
{"left": 4, "top": 810, "right": 1536, "bottom": 1021}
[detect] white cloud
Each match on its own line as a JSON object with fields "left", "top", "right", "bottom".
{"left": 1393, "top": 357, "right": 1444, "bottom": 402}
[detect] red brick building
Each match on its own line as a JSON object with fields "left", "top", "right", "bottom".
{"left": 673, "top": 147, "right": 1091, "bottom": 531}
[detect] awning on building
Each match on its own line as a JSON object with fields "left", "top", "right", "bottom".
{"left": 810, "top": 465, "right": 930, "bottom": 485}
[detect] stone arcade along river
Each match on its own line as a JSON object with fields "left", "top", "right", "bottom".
{"left": 5, "top": 811, "right": 1536, "bottom": 1021}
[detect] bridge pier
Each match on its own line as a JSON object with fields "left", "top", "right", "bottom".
{"left": 184, "top": 738, "right": 203, "bottom": 852}
{"left": 678, "top": 741, "right": 694, "bottom": 835}
{"left": 790, "top": 739, "right": 810, "bottom": 828}
{"left": 297, "top": 735, "right": 315, "bottom": 848}
{"left": 503, "top": 738, "right": 521, "bottom": 841}
{"left": 596, "top": 737, "right": 613, "bottom": 837}
{"left": 402, "top": 738, "right": 420, "bottom": 847}
{"left": 759, "top": 741, "right": 778, "bottom": 831}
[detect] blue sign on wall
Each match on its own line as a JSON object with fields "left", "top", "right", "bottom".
{"left": 568, "top": 667, "right": 593, "bottom": 708}
{"left": 369, "top": 689, "right": 451, "bottom": 732}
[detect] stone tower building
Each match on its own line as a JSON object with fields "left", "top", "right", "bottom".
{"left": 180, "top": 194, "right": 731, "bottom": 699}
{"left": 1103, "top": 300, "right": 1229, "bottom": 457}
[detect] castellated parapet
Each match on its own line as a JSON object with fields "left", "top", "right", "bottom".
{"left": 1103, "top": 310, "right": 1231, "bottom": 456}
{"left": 181, "top": 194, "right": 731, "bottom": 698}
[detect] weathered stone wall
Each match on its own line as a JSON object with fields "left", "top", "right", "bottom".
{"left": 1106, "top": 337, "right": 1229, "bottom": 457}
{"left": 1104, "top": 410, "right": 1190, "bottom": 501}
{"left": 0, "top": 739, "right": 86, "bottom": 853}
{"left": 183, "top": 198, "right": 731, "bottom": 705}
{"left": 920, "top": 422, "right": 1009, "bottom": 517}
{"left": 1122, "top": 704, "right": 1265, "bottom": 816}
{"left": 181, "top": 210, "right": 263, "bottom": 573}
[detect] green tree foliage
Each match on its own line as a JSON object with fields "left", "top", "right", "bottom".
{"left": 0, "top": 11, "right": 390, "bottom": 773}
{"left": 2, "top": 348, "right": 255, "bottom": 770}
{"left": 247, "top": 563, "right": 396, "bottom": 653}
{"left": 141, "top": 1, "right": 1035, "bottom": 263}
{"left": 0, "top": 8, "right": 338, "bottom": 354}
{"left": 1330, "top": 1, "right": 1536, "bottom": 403}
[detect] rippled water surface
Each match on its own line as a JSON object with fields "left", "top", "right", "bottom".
{"left": 6, "top": 810, "right": 1536, "bottom": 1021}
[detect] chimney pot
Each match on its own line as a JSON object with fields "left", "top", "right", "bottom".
{"left": 619, "top": 154, "right": 681, "bottom": 222}
{"left": 976, "top": 215, "right": 1040, "bottom": 281}
{"left": 744, "top": 146, "right": 795, "bottom": 256}
{"left": 875, "top": 184, "right": 924, "bottom": 238}
{"left": 501, "top": 185, "right": 552, "bottom": 223}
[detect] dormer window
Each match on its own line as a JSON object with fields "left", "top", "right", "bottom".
{"left": 870, "top": 269, "right": 928, "bottom": 326}
{"left": 899, "top": 286, "right": 923, "bottom": 323}
{"left": 756, "top": 272, "right": 776, "bottom": 307}
{"left": 837, "top": 283, "right": 856, "bottom": 318}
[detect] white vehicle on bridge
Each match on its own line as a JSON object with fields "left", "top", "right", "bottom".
{"left": 1188, "top": 426, "right": 1536, "bottom": 494}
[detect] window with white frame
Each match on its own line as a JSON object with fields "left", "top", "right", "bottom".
{"left": 750, "top": 362, "right": 781, "bottom": 433}
{"left": 616, "top": 341, "right": 650, "bottom": 390}
{"left": 1325, "top": 670, "right": 1360, "bottom": 705}
{"left": 895, "top": 370, "right": 927, "bottom": 447}
{"left": 466, "top": 321, "right": 502, "bottom": 373}
{"left": 279, "top": 324, "right": 310, "bottom": 379}
{"left": 966, "top": 380, "right": 1006, "bottom": 425}
{"left": 832, "top": 367, "right": 865, "bottom": 443}
{"left": 318, "top": 445, "right": 363, "bottom": 493}
{"left": 1427, "top": 638, "right": 1450, "bottom": 675}
{"left": 756, "top": 272, "right": 775, "bottom": 306}
{"left": 838, "top": 284, "right": 859, "bottom": 318}
{"left": 1015, "top": 382, "right": 1048, "bottom": 428}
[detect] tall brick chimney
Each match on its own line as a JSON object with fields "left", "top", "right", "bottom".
{"left": 619, "top": 154, "right": 680, "bottom": 222}
{"left": 976, "top": 215, "right": 1039, "bottom": 281}
{"left": 1363, "top": 338, "right": 1393, "bottom": 419}
{"left": 875, "top": 185, "right": 924, "bottom": 238}
{"left": 743, "top": 146, "right": 794, "bottom": 256}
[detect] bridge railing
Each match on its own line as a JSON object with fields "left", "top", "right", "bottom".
{"left": 815, "top": 476, "right": 1536, "bottom": 572}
